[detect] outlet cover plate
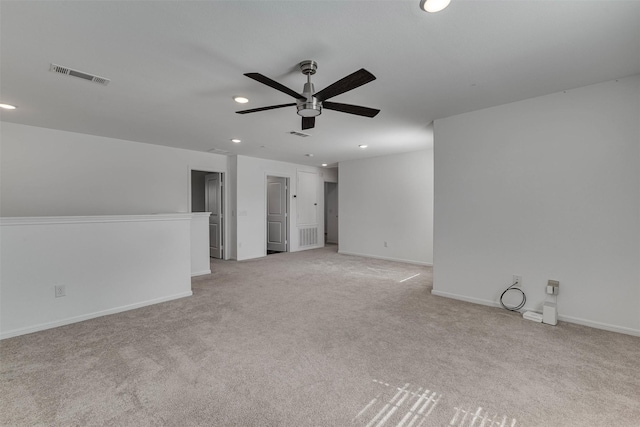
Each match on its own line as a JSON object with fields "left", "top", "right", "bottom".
{"left": 513, "top": 275, "right": 522, "bottom": 286}
{"left": 55, "top": 285, "right": 66, "bottom": 298}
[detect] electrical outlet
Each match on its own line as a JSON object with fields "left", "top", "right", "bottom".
{"left": 54, "top": 285, "right": 66, "bottom": 298}
{"left": 512, "top": 275, "right": 522, "bottom": 287}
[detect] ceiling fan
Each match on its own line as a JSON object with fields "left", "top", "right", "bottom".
{"left": 236, "top": 60, "right": 380, "bottom": 130}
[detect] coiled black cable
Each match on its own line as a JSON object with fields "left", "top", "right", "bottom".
{"left": 500, "top": 282, "right": 526, "bottom": 312}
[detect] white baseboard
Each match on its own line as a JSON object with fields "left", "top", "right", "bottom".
{"left": 431, "top": 289, "right": 502, "bottom": 308}
{"left": 431, "top": 289, "right": 640, "bottom": 337}
{"left": 338, "top": 250, "right": 432, "bottom": 267}
{"left": 0, "top": 291, "right": 193, "bottom": 340}
{"left": 191, "top": 269, "right": 211, "bottom": 277}
{"left": 557, "top": 314, "right": 640, "bottom": 337}
{"left": 295, "top": 245, "right": 322, "bottom": 252}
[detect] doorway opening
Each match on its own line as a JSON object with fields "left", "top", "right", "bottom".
{"left": 266, "top": 175, "right": 289, "bottom": 255}
{"left": 191, "top": 170, "right": 224, "bottom": 259}
{"left": 324, "top": 182, "right": 338, "bottom": 245}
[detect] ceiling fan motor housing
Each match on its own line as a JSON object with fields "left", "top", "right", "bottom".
{"left": 297, "top": 81, "right": 321, "bottom": 117}
{"left": 299, "top": 60, "right": 318, "bottom": 75}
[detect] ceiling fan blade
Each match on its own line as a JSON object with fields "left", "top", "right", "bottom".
{"left": 314, "top": 69, "right": 376, "bottom": 102}
{"left": 236, "top": 103, "right": 296, "bottom": 114}
{"left": 244, "top": 73, "right": 305, "bottom": 100}
{"left": 323, "top": 101, "right": 380, "bottom": 118}
{"left": 302, "top": 116, "right": 315, "bottom": 130}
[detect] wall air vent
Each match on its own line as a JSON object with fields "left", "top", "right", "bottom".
{"left": 299, "top": 227, "right": 318, "bottom": 247}
{"left": 49, "top": 63, "right": 111, "bottom": 86}
{"left": 289, "top": 131, "right": 311, "bottom": 138}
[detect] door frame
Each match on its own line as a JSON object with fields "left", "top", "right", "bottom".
{"left": 205, "top": 173, "right": 223, "bottom": 259}
{"left": 264, "top": 172, "right": 291, "bottom": 256}
{"left": 188, "top": 167, "right": 229, "bottom": 260}
{"left": 324, "top": 181, "right": 339, "bottom": 245}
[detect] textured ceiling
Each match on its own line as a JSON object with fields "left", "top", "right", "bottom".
{"left": 1, "top": 0, "right": 639, "bottom": 167}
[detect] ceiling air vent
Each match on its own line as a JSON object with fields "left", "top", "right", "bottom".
{"left": 207, "top": 148, "right": 231, "bottom": 155}
{"left": 288, "top": 131, "right": 311, "bottom": 138}
{"left": 49, "top": 63, "right": 111, "bottom": 86}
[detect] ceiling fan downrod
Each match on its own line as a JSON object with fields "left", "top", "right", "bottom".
{"left": 297, "top": 60, "right": 321, "bottom": 118}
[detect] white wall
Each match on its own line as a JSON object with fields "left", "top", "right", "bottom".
{"left": 1, "top": 214, "right": 192, "bottom": 339}
{"left": 339, "top": 150, "right": 434, "bottom": 265}
{"left": 190, "top": 212, "right": 211, "bottom": 276}
{"left": 323, "top": 167, "right": 338, "bottom": 183}
{"left": 235, "top": 155, "right": 330, "bottom": 261}
{"left": 0, "top": 123, "right": 229, "bottom": 337}
{"left": 0, "top": 122, "right": 227, "bottom": 216}
{"left": 433, "top": 75, "right": 640, "bottom": 336}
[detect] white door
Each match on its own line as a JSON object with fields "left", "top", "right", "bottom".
{"left": 205, "top": 173, "right": 223, "bottom": 259}
{"left": 297, "top": 171, "right": 318, "bottom": 225}
{"left": 267, "top": 176, "right": 287, "bottom": 252}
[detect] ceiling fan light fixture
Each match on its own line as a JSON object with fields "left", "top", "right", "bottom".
{"left": 233, "top": 96, "right": 249, "bottom": 104}
{"left": 420, "top": 0, "right": 451, "bottom": 13}
{"left": 297, "top": 100, "right": 321, "bottom": 117}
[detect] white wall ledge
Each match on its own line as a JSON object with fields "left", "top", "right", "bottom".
{"left": 1, "top": 213, "right": 195, "bottom": 338}
{"left": 0, "top": 213, "right": 195, "bottom": 226}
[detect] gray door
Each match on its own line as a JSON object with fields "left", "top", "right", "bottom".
{"left": 205, "top": 173, "right": 223, "bottom": 259}
{"left": 267, "top": 176, "right": 287, "bottom": 252}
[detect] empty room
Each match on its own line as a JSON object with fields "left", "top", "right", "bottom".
{"left": 1, "top": 1, "right": 639, "bottom": 426}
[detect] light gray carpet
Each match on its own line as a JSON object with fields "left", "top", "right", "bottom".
{"left": 1, "top": 245, "right": 639, "bottom": 426}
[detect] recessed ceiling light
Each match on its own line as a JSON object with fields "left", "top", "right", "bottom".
{"left": 359, "top": 145, "right": 368, "bottom": 149}
{"left": 321, "top": 163, "right": 328, "bottom": 167}
{"left": 233, "top": 96, "right": 249, "bottom": 104}
{"left": 231, "top": 139, "right": 241, "bottom": 143}
{"left": 0, "top": 103, "right": 17, "bottom": 110}
{"left": 419, "top": 0, "right": 451, "bottom": 13}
